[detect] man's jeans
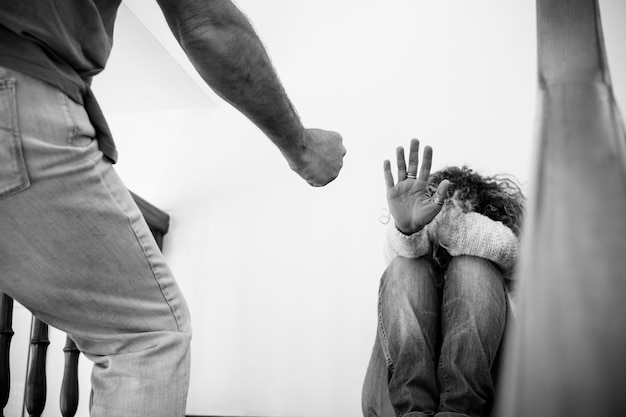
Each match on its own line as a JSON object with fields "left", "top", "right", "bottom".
{"left": 362, "top": 256, "right": 507, "bottom": 417}
{"left": 0, "top": 66, "right": 191, "bottom": 416}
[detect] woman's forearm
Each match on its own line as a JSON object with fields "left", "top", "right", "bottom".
{"left": 433, "top": 210, "right": 520, "bottom": 274}
{"left": 383, "top": 222, "right": 432, "bottom": 264}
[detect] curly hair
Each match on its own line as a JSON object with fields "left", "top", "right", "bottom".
{"left": 427, "top": 166, "right": 526, "bottom": 237}
{"left": 425, "top": 166, "right": 525, "bottom": 273}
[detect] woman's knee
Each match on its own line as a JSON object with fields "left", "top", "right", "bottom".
{"left": 443, "top": 256, "right": 507, "bottom": 327}
{"left": 383, "top": 256, "right": 437, "bottom": 286}
{"left": 446, "top": 255, "right": 503, "bottom": 290}
{"left": 379, "top": 256, "right": 440, "bottom": 307}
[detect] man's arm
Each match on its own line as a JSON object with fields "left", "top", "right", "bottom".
{"left": 155, "top": 0, "right": 344, "bottom": 186}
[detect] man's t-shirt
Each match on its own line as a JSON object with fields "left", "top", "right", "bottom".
{"left": 0, "top": 1, "right": 123, "bottom": 162}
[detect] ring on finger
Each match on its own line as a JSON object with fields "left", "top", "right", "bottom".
{"left": 406, "top": 173, "right": 417, "bottom": 179}
{"left": 433, "top": 194, "right": 445, "bottom": 205}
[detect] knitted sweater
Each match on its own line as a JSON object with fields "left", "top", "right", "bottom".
{"left": 383, "top": 207, "right": 520, "bottom": 280}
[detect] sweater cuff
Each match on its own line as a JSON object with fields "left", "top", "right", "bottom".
{"left": 383, "top": 222, "right": 431, "bottom": 263}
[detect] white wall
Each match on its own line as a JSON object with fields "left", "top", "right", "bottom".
{"left": 7, "top": 1, "right": 626, "bottom": 416}
{"left": 114, "top": 2, "right": 539, "bottom": 416}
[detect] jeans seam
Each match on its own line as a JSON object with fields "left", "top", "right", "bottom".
{"left": 97, "top": 163, "right": 184, "bottom": 333}
{"left": 377, "top": 277, "right": 395, "bottom": 374}
{"left": 59, "top": 89, "right": 78, "bottom": 144}
{"left": 0, "top": 78, "right": 31, "bottom": 199}
{"left": 439, "top": 294, "right": 451, "bottom": 408}
{"left": 128, "top": 215, "right": 183, "bottom": 333}
{"left": 438, "top": 356, "right": 450, "bottom": 406}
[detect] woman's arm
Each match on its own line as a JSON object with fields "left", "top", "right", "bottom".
{"left": 429, "top": 208, "right": 520, "bottom": 275}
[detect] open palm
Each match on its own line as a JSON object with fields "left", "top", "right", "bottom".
{"left": 384, "top": 139, "right": 449, "bottom": 235}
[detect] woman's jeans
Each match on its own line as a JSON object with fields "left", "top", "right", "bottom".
{"left": 362, "top": 256, "right": 507, "bottom": 417}
{"left": 0, "top": 66, "right": 191, "bottom": 416}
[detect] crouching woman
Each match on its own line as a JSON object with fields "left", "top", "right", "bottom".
{"left": 362, "top": 139, "right": 524, "bottom": 417}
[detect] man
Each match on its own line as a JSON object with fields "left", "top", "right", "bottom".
{"left": 0, "top": 1, "right": 345, "bottom": 416}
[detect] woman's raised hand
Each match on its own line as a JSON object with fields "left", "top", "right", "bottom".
{"left": 383, "top": 139, "right": 450, "bottom": 235}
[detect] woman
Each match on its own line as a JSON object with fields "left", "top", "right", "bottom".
{"left": 362, "top": 139, "right": 524, "bottom": 417}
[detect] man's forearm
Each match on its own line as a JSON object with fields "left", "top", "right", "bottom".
{"left": 157, "top": 0, "right": 307, "bottom": 159}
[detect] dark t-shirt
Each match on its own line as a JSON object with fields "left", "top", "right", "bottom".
{"left": 0, "top": 0, "right": 123, "bottom": 162}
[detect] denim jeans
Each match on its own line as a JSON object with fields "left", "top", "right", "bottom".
{"left": 0, "top": 66, "right": 191, "bottom": 416}
{"left": 362, "top": 256, "right": 507, "bottom": 417}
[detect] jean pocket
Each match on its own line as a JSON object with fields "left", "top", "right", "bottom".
{"left": 0, "top": 78, "right": 30, "bottom": 200}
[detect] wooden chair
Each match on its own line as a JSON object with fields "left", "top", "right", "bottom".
{"left": 0, "top": 192, "right": 170, "bottom": 417}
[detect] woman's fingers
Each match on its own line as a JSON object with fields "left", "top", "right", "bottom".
{"left": 407, "top": 138, "right": 420, "bottom": 178}
{"left": 387, "top": 139, "right": 435, "bottom": 191}
{"left": 396, "top": 146, "right": 407, "bottom": 181}
{"left": 383, "top": 159, "right": 395, "bottom": 189}
{"left": 418, "top": 145, "right": 433, "bottom": 181}
{"left": 432, "top": 179, "right": 450, "bottom": 206}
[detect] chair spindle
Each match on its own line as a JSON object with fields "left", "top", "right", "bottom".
{"left": 25, "top": 318, "right": 49, "bottom": 417}
{"left": 60, "top": 336, "right": 80, "bottom": 417}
